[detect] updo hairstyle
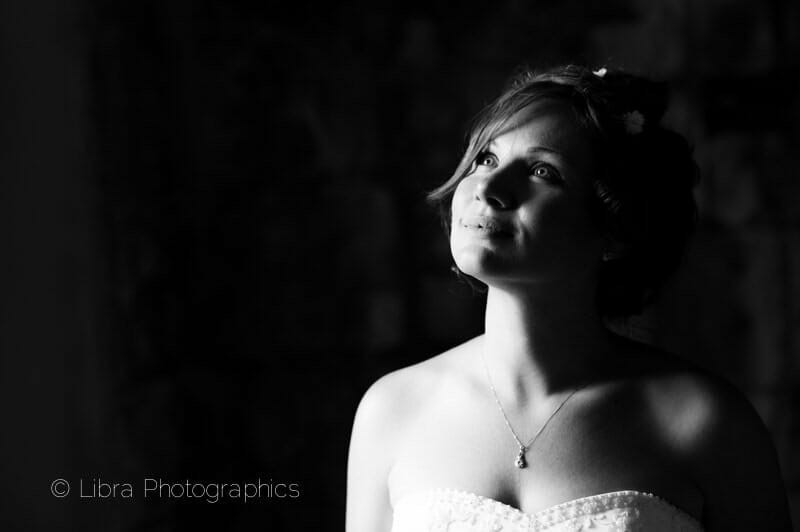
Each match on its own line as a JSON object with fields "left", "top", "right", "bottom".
{"left": 429, "top": 64, "right": 700, "bottom": 317}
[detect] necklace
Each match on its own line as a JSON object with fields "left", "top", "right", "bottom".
{"left": 481, "top": 351, "right": 584, "bottom": 469}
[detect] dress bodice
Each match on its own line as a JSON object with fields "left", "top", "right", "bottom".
{"left": 391, "top": 488, "right": 703, "bottom": 532}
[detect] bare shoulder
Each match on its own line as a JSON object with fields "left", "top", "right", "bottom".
{"left": 346, "top": 336, "right": 481, "bottom": 532}
{"left": 632, "top": 346, "right": 772, "bottom": 460}
{"left": 629, "top": 343, "right": 791, "bottom": 531}
{"left": 352, "top": 335, "right": 480, "bottom": 437}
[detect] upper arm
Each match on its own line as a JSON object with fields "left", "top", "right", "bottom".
{"left": 683, "top": 381, "right": 792, "bottom": 531}
{"left": 346, "top": 374, "right": 406, "bottom": 532}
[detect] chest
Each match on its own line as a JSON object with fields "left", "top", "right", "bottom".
{"left": 388, "top": 391, "right": 702, "bottom": 519}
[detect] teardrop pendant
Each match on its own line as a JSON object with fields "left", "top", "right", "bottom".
{"left": 515, "top": 447, "right": 527, "bottom": 469}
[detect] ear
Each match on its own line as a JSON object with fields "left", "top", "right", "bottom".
{"left": 601, "top": 235, "right": 627, "bottom": 262}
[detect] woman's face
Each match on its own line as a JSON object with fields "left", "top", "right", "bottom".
{"left": 450, "top": 99, "right": 604, "bottom": 288}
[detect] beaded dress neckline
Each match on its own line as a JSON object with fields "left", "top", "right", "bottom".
{"left": 391, "top": 488, "right": 704, "bottom": 532}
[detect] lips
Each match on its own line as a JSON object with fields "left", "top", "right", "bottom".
{"left": 459, "top": 215, "right": 514, "bottom": 237}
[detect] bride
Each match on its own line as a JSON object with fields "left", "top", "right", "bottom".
{"left": 346, "top": 65, "right": 791, "bottom": 531}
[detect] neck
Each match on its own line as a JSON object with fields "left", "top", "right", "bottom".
{"left": 482, "top": 280, "right": 613, "bottom": 404}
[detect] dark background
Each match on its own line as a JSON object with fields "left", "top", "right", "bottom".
{"left": 1, "top": 0, "right": 799, "bottom": 530}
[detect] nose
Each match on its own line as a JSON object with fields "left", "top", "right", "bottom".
{"left": 473, "top": 165, "right": 517, "bottom": 209}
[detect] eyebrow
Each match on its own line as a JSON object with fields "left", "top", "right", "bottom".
{"left": 526, "top": 146, "right": 562, "bottom": 156}
{"left": 487, "top": 140, "right": 563, "bottom": 157}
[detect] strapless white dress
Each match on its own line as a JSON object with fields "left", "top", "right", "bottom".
{"left": 391, "top": 488, "right": 703, "bottom": 532}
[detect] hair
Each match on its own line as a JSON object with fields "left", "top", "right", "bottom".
{"left": 429, "top": 64, "right": 700, "bottom": 317}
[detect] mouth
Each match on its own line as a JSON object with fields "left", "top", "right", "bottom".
{"left": 459, "top": 216, "right": 514, "bottom": 237}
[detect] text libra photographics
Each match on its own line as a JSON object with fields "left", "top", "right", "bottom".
{"left": 77, "top": 477, "right": 301, "bottom": 503}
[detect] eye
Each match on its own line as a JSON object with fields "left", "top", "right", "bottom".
{"left": 475, "top": 151, "right": 498, "bottom": 168}
{"left": 529, "top": 162, "right": 560, "bottom": 182}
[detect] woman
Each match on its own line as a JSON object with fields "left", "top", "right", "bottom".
{"left": 346, "top": 65, "right": 791, "bottom": 531}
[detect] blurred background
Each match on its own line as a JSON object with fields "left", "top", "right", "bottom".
{"left": 1, "top": 0, "right": 799, "bottom": 530}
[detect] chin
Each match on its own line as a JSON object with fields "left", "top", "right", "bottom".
{"left": 453, "top": 247, "right": 513, "bottom": 282}
{"left": 453, "top": 248, "right": 567, "bottom": 288}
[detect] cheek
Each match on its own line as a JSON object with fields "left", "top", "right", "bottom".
{"left": 519, "top": 196, "right": 603, "bottom": 257}
{"left": 449, "top": 179, "right": 472, "bottom": 223}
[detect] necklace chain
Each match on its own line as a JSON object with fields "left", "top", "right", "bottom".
{"left": 480, "top": 350, "right": 584, "bottom": 469}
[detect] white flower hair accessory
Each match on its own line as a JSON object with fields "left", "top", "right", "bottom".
{"left": 622, "top": 110, "right": 645, "bottom": 134}
{"left": 592, "top": 67, "right": 607, "bottom": 78}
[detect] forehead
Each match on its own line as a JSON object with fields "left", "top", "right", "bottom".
{"left": 489, "top": 99, "right": 595, "bottom": 163}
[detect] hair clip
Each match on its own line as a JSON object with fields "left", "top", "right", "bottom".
{"left": 592, "top": 67, "right": 607, "bottom": 78}
{"left": 622, "top": 110, "right": 645, "bottom": 134}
